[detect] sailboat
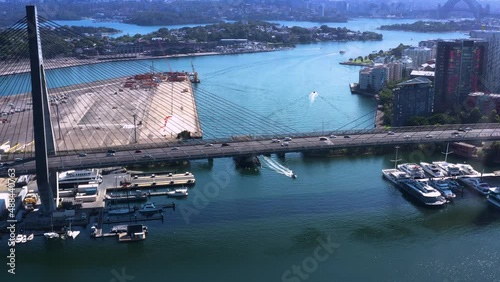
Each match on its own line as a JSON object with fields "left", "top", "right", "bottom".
{"left": 65, "top": 219, "right": 80, "bottom": 239}
{"left": 44, "top": 215, "right": 60, "bottom": 239}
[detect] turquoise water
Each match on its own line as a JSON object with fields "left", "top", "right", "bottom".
{"left": 3, "top": 19, "right": 500, "bottom": 281}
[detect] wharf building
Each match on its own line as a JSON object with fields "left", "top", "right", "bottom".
{"left": 392, "top": 77, "right": 434, "bottom": 126}
{"left": 434, "top": 39, "right": 486, "bottom": 113}
{"left": 469, "top": 30, "right": 500, "bottom": 93}
{"left": 402, "top": 46, "right": 433, "bottom": 69}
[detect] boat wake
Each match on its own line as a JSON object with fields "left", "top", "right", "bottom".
{"left": 309, "top": 91, "right": 318, "bottom": 104}
{"left": 261, "top": 156, "right": 295, "bottom": 178}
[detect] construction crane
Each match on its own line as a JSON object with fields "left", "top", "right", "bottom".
{"left": 190, "top": 61, "right": 200, "bottom": 83}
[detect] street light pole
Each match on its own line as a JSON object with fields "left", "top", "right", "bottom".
{"left": 133, "top": 114, "right": 137, "bottom": 143}
{"left": 56, "top": 102, "right": 62, "bottom": 140}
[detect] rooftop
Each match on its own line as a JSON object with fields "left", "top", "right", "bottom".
{"left": 398, "top": 77, "right": 432, "bottom": 86}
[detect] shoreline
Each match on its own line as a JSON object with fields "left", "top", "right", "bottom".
{"left": 0, "top": 47, "right": 294, "bottom": 78}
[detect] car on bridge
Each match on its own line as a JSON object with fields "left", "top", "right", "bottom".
{"left": 78, "top": 153, "right": 87, "bottom": 157}
{"left": 387, "top": 131, "right": 394, "bottom": 135}
{"left": 221, "top": 143, "right": 230, "bottom": 147}
{"left": 204, "top": 143, "right": 213, "bottom": 147}
{"left": 403, "top": 135, "right": 410, "bottom": 139}
{"left": 283, "top": 137, "right": 292, "bottom": 141}
{"left": 330, "top": 134, "right": 337, "bottom": 138}
{"left": 319, "top": 136, "right": 329, "bottom": 141}
{"left": 344, "top": 135, "right": 351, "bottom": 138}
{"left": 425, "top": 134, "right": 433, "bottom": 139}
{"left": 281, "top": 142, "right": 289, "bottom": 146}
{"left": 271, "top": 139, "right": 280, "bottom": 143}
{"left": 171, "top": 147, "right": 180, "bottom": 150}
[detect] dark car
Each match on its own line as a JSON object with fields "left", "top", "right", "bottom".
{"left": 107, "top": 149, "right": 116, "bottom": 153}
{"left": 458, "top": 128, "right": 465, "bottom": 132}
{"left": 221, "top": 143, "right": 230, "bottom": 147}
{"left": 344, "top": 135, "right": 351, "bottom": 138}
{"left": 135, "top": 150, "right": 142, "bottom": 153}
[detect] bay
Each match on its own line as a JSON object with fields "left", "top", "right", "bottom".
{"left": 3, "top": 18, "right": 500, "bottom": 282}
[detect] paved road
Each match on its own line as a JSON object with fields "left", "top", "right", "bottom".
{"left": 3, "top": 124, "right": 500, "bottom": 176}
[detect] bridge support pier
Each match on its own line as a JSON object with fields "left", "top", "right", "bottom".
{"left": 27, "top": 5, "right": 56, "bottom": 215}
{"left": 234, "top": 155, "right": 261, "bottom": 169}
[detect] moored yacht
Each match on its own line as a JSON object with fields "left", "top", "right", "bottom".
{"left": 382, "top": 169, "right": 411, "bottom": 185}
{"left": 399, "top": 179, "right": 447, "bottom": 207}
{"left": 397, "top": 163, "right": 425, "bottom": 179}
{"left": 420, "top": 162, "right": 445, "bottom": 178}
{"left": 487, "top": 187, "right": 500, "bottom": 209}
{"left": 58, "top": 169, "right": 102, "bottom": 188}
{"left": 433, "top": 161, "right": 460, "bottom": 177}
{"left": 460, "top": 177, "right": 491, "bottom": 195}
{"left": 428, "top": 179, "right": 456, "bottom": 200}
{"left": 456, "top": 163, "right": 480, "bottom": 176}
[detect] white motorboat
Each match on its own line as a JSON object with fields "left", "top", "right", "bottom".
{"left": 66, "top": 230, "right": 81, "bottom": 239}
{"left": 107, "top": 207, "right": 135, "bottom": 215}
{"left": 487, "top": 187, "right": 500, "bottom": 209}
{"left": 15, "top": 234, "right": 24, "bottom": 244}
{"left": 138, "top": 202, "right": 162, "bottom": 215}
{"left": 399, "top": 179, "right": 447, "bottom": 207}
{"left": 44, "top": 232, "right": 60, "bottom": 239}
{"left": 461, "top": 177, "right": 492, "bottom": 195}
{"left": 456, "top": 163, "right": 480, "bottom": 176}
{"left": 21, "top": 235, "right": 27, "bottom": 243}
{"left": 26, "top": 234, "right": 34, "bottom": 241}
{"left": 166, "top": 188, "right": 188, "bottom": 198}
{"left": 397, "top": 163, "right": 425, "bottom": 179}
{"left": 428, "top": 179, "right": 456, "bottom": 200}
{"left": 420, "top": 162, "right": 445, "bottom": 178}
{"left": 382, "top": 169, "right": 411, "bottom": 185}
{"left": 433, "top": 161, "right": 460, "bottom": 177}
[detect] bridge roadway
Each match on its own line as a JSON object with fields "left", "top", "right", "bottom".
{"left": 3, "top": 124, "right": 500, "bottom": 176}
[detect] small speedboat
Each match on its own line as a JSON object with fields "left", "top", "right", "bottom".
{"left": 15, "top": 234, "right": 24, "bottom": 244}
{"left": 26, "top": 234, "right": 34, "bottom": 241}
{"left": 138, "top": 202, "right": 162, "bottom": 215}
{"left": 44, "top": 232, "right": 60, "bottom": 239}
{"left": 166, "top": 188, "right": 188, "bottom": 198}
{"left": 66, "top": 230, "right": 80, "bottom": 239}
